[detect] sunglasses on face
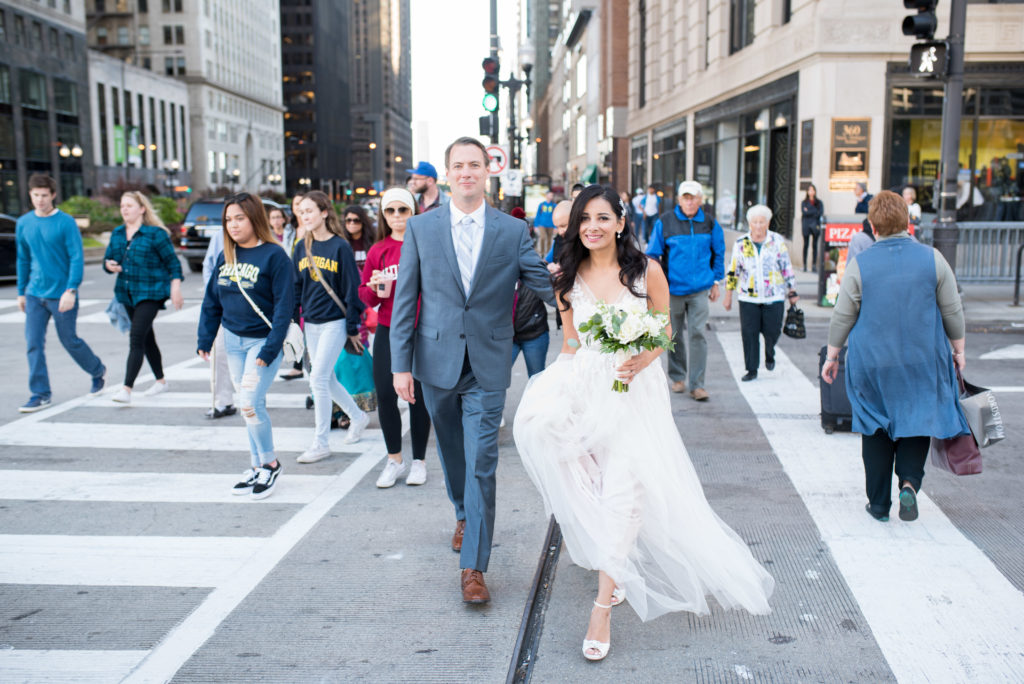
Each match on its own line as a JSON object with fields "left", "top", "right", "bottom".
{"left": 344, "top": 218, "right": 362, "bottom": 224}
{"left": 384, "top": 206, "right": 411, "bottom": 216}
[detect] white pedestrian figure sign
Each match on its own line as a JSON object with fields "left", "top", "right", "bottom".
{"left": 919, "top": 46, "right": 938, "bottom": 73}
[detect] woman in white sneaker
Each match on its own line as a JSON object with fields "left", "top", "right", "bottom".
{"left": 293, "top": 191, "right": 370, "bottom": 464}
{"left": 359, "top": 188, "right": 432, "bottom": 488}
{"left": 197, "top": 193, "right": 295, "bottom": 499}
{"left": 103, "top": 192, "right": 184, "bottom": 403}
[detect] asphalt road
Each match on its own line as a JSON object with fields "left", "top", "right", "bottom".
{"left": 1, "top": 261, "right": 1022, "bottom": 682}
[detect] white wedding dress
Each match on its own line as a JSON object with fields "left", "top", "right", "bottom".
{"left": 513, "top": 272, "right": 775, "bottom": 622}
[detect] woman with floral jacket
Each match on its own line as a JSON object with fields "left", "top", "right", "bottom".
{"left": 723, "top": 205, "right": 798, "bottom": 381}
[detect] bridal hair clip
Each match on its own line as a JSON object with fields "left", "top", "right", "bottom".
{"left": 619, "top": 198, "right": 629, "bottom": 217}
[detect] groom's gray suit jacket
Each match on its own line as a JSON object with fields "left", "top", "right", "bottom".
{"left": 390, "top": 203, "right": 555, "bottom": 391}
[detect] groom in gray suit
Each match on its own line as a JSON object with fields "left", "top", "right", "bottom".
{"left": 391, "top": 136, "right": 555, "bottom": 603}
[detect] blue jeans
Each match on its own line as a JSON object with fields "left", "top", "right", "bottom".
{"left": 512, "top": 331, "right": 549, "bottom": 377}
{"left": 223, "top": 330, "right": 284, "bottom": 467}
{"left": 24, "top": 294, "right": 104, "bottom": 400}
{"left": 305, "top": 320, "right": 367, "bottom": 449}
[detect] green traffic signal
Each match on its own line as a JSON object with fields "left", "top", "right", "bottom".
{"left": 482, "top": 92, "right": 498, "bottom": 112}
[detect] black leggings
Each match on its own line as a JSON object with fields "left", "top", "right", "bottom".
{"left": 124, "top": 299, "right": 164, "bottom": 388}
{"left": 739, "top": 300, "right": 784, "bottom": 373}
{"left": 802, "top": 227, "right": 820, "bottom": 269}
{"left": 373, "top": 324, "right": 431, "bottom": 459}
{"left": 861, "top": 430, "right": 929, "bottom": 514}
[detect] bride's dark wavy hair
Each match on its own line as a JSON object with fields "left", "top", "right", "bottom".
{"left": 553, "top": 184, "right": 649, "bottom": 311}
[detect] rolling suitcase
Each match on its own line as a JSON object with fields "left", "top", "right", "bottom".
{"left": 819, "top": 345, "right": 853, "bottom": 434}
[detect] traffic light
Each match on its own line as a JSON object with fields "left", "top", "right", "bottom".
{"left": 902, "top": 0, "right": 938, "bottom": 40}
{"left": 482, "top": 57, "right": 500, "bottom": 113}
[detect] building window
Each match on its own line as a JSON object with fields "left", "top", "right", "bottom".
{"left": 142, "top": 57, "right": 151, "bottom": 70}
{"left": 139, "top": 25, "right": 149, "bottom": 45}
{"left": 638, "top": 0, "right": 647, "bottom": 108}
{"left": 164, "top": 57, "right": 174, "bottom": 75}
{"left": 729, "top": 0, "right": 755, "bottom": 54}
{"left": 117, "top": 26, "right": 129, "bottom": 45}
{"left": 97, "top": 27, "right": 108, "bottom": 45}
{"left": 652, "top": 119, "right": 687, "bottom": 195}
{"left": 174, "top": 25, "right": 184, "bottom": 44}
{"left": 96, "top": 0, "right": 107, "bottom": 11}
{"left": 54, "top": 79, "right": 77, "bottom": 115}
{"left": 176, "top": 57, "right": 185, "bottom": 75}
{"left": 162, "top": 26, "right": 172, "bottom": 45}
{"left": 64, "top": 33, "right": 73, "bottom": 57}
{"left": 24, "top": 119, "right": 49, "bottom": 160}
{"left": 14, "top": 15, "right": 25, "bottom": 46}
{"left": 0, "top": 11, "right": 5, "bottom": 42}
{"left": 49, "top": 27, "right": 59, "bottom": 56}
{"left": 139, "top": 0, "right": 148, "bottom": 12}
{"left": 180, "top": 104, "right": 187, "bottom": 168}
{"left": 782, "top": 0, "right": 792, "bottom": 24}
{"left": 19, "top": 70, "right": 47, "bottom": 109}
{"left": 162, "top": 0, "right": 183, "bottom": 12}
{"left": 98, "top": 83, "right": 109, "bottom": 165}
{"left": 170, "top": 103, "right": 178, "bottom": 160}
{"left": 576, "top": 115, "right": 587, "bottom": 157}
{"left": 31, "top": 21, "right": 42, "bottom": 51}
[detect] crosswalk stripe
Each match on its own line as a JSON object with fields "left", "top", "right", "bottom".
{"left": 0, "top": 421, "right": 381, "bottom": 453}
{"left": 80, "top": 391, "right": 309, "bottom": 409}
{"left": 0, "top": 470, "right": 337, "bottom": 504}
{"left": 979, "top": 344, "right": 1024, "bottom": 360}
{"left": 0, "top": 650, "right": 150, "bottom": 684}
{"left": 0, "top": 300, "right": 202, "bottom": 324}
{"left": 159, "top": 367, "right": 291, "bottom": 383}
{"left": 0, "top": 534, "right": 263, "bottom": 587}
{"left": 718, "top": 331, "right": 1024, "bottom": 682}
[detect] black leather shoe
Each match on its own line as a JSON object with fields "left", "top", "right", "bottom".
{"left": 205, "top": 405, "right": 237, "bottom": 419}
{"left": 741, "top": 371, "right": 757, "bottom": 382}
{"left": 765, "top": 359, "right": 775, "bottom": 371}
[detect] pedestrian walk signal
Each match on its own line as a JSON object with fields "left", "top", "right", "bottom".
{"left": 910, "top": 41, "right": 948, "bottom": 77}
{"left": 902, "top": 0, "right": 938, "bottom": 40}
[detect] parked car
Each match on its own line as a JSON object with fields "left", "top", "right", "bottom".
{"left": 0, "top": 213, "right": 17, "bottom": 284}
{"left": 178, "top": 198, "right": 288, "bottom": 273}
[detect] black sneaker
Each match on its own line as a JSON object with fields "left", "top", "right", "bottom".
{"left": 898, "top": 486, "right": 919, "bottom": 521}
{"left": 206, "top": 405, "right": 238, "bottom": 419}
{"left": 251, "top": 463, "right": 281, "bottom": 500}
{"left": 232, "top": 468, "right": 259, "bottom": 495}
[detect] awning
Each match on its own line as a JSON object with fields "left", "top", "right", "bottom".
{"left": 581, "top": 164, "right": 599, "bottom": 184}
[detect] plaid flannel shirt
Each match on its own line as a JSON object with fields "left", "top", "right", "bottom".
{"left": 104, "top": 224, "right": 183, "bottom": 306}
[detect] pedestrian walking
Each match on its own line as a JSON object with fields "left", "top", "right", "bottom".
{"left": 800, "top": 183, "right": 824, "bottom": 271}
{"left": 639, "top": 185, "right": 661, "bottom": 243}
{"left": 104, "top": 192, "right": 184, "bottom": 404}
{"left": 645, "top": 180, "right": 725, "bottom": 401}
{"left": 197, "top": 193, "right": 295, "bottom": 499}
{"left": 292, "top": 190, "right": 370, "bottom": 464}
{"left": 406, "top": 161, "right": 449, "bottom": 213}
{"left": 15, "top": 174, "right": 106, "bottom": 412}
{"left": 821, "top": 191, "right": 969, "bottom": 523}
{"left": 268, "top": 206, "right": 294, "bottom": 251}
{"left": 902, "top": 186, "right": 922, "bottom": 225}
{"left": 390, "top": 136, "right": 555, "bottom": 604}
{"left": 280, "top": 193, "right": 307, "bottom": 381}
{"left": 358, "top": 187, "right": 432, "bottom": 488}
{"left": 723, "top": 205, "right": 799, "bottom": 381}
{"left": 514, "top": 185, "right": 774, "bottom": 662}
{"left": 544, "top": 200, "right": 573, "bottom": 272}
{"left": 341, "top": 204, "right": 377, "bottom": 271}
{"left": 534, "top": 190, "right": 557, "bottom": 257}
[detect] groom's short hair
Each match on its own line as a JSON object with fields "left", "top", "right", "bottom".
{"left": 445, "top": 136, "right": 489, "bottom": 169}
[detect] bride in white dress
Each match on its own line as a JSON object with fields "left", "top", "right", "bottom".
{"left": 513, "top": 185, "right": 775, "bottom": 661}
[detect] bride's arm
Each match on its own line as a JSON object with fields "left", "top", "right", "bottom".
{"left": 618, "top": 264, "right": 672, "bottom": 382}
{"left": 559, "top": 303, "right": 579, "bottom": 356}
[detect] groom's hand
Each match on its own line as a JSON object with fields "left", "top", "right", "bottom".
{"left": 394, "top": 371, "right": 416, "bottom": 404}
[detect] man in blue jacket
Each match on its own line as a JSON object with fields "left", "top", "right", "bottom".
{"left": 646, "top": 180, "right": 725, "bottom": 401}
{"left": 15, "top": 174, "right": 106, "bottom": 412}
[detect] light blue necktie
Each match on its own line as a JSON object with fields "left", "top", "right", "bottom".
{"left": 455, "top": 215, "right": 475, "bottom": 293}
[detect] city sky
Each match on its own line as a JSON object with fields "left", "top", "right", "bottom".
{"left": 410, "top": 0, "right": 517, "bottom": 181}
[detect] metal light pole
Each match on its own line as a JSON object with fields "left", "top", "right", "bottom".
{"left": 934, "top": 0, "right": 968, "bottom": 273}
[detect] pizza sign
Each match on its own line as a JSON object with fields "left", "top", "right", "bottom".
{"left": 824, "top": 222, "right": 864, "bottom": 243}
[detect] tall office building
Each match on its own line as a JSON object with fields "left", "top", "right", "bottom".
{"left": 280, "top": 0, "right": 351, "bottom": 199}
{"left": 86, "top": 0, "right": 285, "bottom": 195}
{"left": 0, "top": 0, "right": 92, "bottom": 214}
{"left": 349, "top": 0, "right": 411, "bottom": 192}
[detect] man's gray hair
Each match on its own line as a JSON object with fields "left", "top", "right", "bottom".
{"left": 746, "top": 204, "right": 773, "bottom": 223}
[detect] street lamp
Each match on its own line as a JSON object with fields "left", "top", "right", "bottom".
{"left": 163, "top": 159, "right": 181, "bottom": 198}
{"left": 368, "top": 142, "right": 377, "bottom": 150}
{"left": 59, "top": 143, "right": 84, "bottom": 159}
{"left": 230, "top": 168, "right": 241, "bottom": 191}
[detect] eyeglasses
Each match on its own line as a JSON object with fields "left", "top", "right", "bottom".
{"left": 384, "top": 206, "right": 412, "bottom": 216}
{"left": 344, "top": 218, "right": 362, "bottom": 224}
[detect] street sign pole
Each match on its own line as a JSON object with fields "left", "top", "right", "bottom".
{"left": 934, "top": 0, "right": 967, "bottom": 273}
{"left": 489, "top": 0, "right": 500, "bottom": 200}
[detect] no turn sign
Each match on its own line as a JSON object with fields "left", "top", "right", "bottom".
{"left": 486, "top": 144, "right": 508, "bottom": 177}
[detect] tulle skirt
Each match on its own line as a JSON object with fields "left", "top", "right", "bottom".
{"left": 513, "top": 349, "right": 775, "bottom": 622}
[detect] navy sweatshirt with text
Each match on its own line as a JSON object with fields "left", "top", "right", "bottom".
{"left": 292, "top": 235, "right": 363, "bottom": 335}
{"left": 198, "top": 242, "right": 295, "bottom": 364}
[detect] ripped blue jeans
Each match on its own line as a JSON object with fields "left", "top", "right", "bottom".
{"left": 223, "top": 330, "right": 284, "bottom": 467}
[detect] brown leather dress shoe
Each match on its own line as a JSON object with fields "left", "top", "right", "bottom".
{"left": 461, "top": 569, "right": 490, "bottom": 604}
{"left": 670, "top": 381, "right": 687, "bottom": 393}
{"left": 691, "top": 387, "right": 709, "bottom": 401}
{"left": 451, "top": 519, "right": 466, "bottom": 552}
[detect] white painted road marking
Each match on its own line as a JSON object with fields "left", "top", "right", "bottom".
{"left": 718, "top": 331, "right": 1024, "bottom": 683}
{"left": 0, "top": 470, "right": 336, "bottom": 504}
{"left": 0, "top": 650, "right": 149, "bottom": 684}
{"left": 0, "top": 534, "right": 262, "bottom": 586}
{"left": 979, "top": 344, "right": 1024, "bottom": 360}
{"left": 79, "top": 391, "right": 309, "bottom": 409}
{"left": 0, "top": 421, "right": 382, "bottom": 453}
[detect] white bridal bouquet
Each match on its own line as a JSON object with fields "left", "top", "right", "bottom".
{"left": 577, "top": 302, "right": 674, "bottom": 392}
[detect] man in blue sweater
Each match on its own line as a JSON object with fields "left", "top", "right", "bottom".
{"left": 645, "top": 180, "right": 725, "bottom": 401}
{"left": 15, "top": 174, "right": 106, "bottom": 412}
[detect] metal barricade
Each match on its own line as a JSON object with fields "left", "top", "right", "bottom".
{"left": 916, "top": 222, "right": 1024, "bottom": 283}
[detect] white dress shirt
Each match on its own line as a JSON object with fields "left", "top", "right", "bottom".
{"left": 449, "top": 200, "right": 487, "bottom": 293}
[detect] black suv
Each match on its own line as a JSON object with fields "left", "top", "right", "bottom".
{"left": 178, "top": 198, "right": 287, "bottom": 273}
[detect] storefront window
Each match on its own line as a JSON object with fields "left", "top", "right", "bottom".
{"left": 716, "top": 120, "right": 740, "bottom": 229}
{"left": 652, "top": 118, "right": 686, "bottom": 195}
{"left": 630, "top": 136, "right": 648, "bottom": 194}
{"left": 889, "top": 85, "right": 1023, "bottom": 221}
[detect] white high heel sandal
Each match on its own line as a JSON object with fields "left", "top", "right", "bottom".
{"left": 582, "top": 600, "right": 611, "bottom": 661}
{"left": 610, "top": 587, "right": 626, "bottom": 606}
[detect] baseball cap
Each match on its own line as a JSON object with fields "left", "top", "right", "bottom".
{"left": 406, "top": 161, "right": 437, "bottom": 179}
{"left": 678, "top": 180, "right": 703, "bottom": 196}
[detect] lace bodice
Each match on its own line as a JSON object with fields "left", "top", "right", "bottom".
{"left": 571, "top": 270, "right": 649, "bottom": 352}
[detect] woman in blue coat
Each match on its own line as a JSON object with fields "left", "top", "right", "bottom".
{"left": 821, "top": 191, "right": 968, "bottom": 523}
